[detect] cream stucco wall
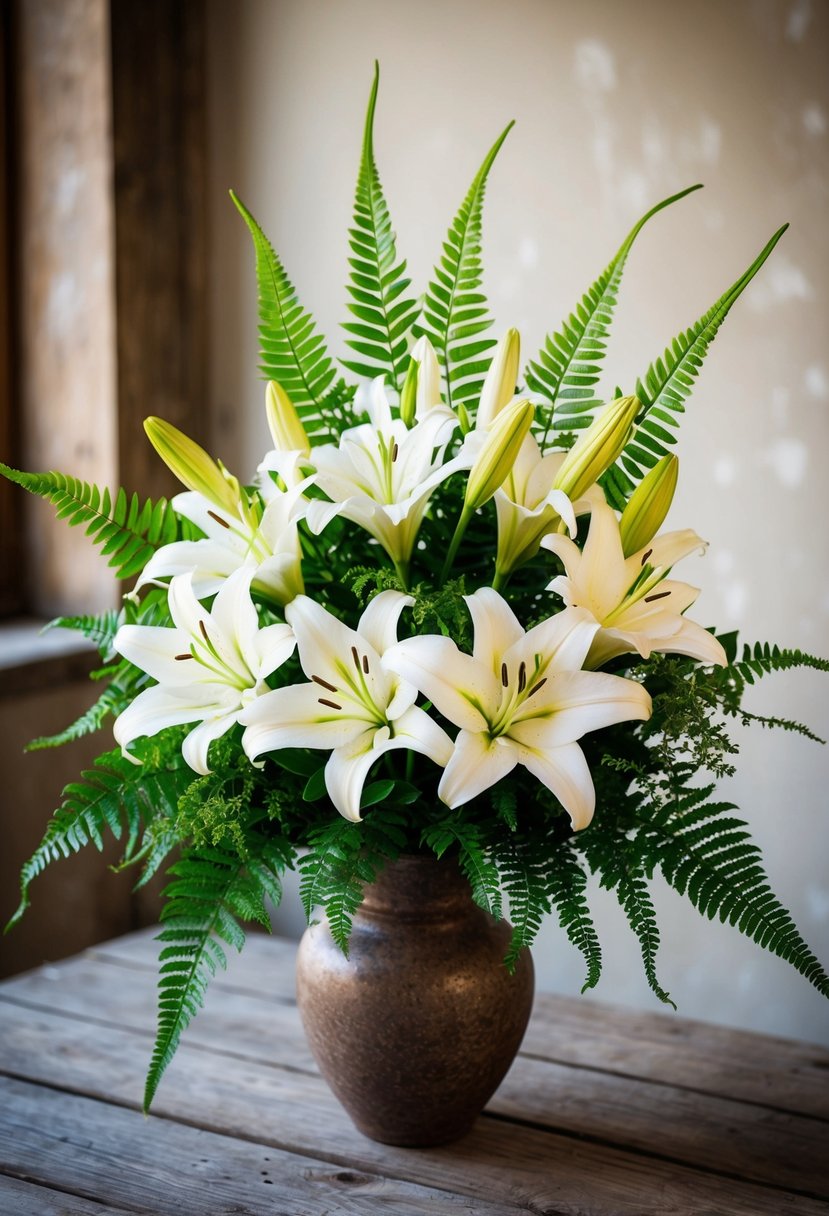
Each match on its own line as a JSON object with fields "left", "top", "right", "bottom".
{"left": 207, "top": 0, "right": 829, "bottom": 1044}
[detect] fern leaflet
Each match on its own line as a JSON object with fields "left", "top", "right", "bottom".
{"left": 0, "top": 465, "right": 179, "bottom": 579}
{"left": 416, "top": 122, "right": 513, "bottom": 413}
{"left": 342, "top": 62, "right": 419, "bottom": 389}
{"left": 546, "top": 843, "right": 602, "bottom": 992}
{"left": 44, "top": 611, "right": 122, "bottom": 658}
{"left": 231, "top": 192, "right": 352, "bottom": 442}
{"left": 527, "top": 184, "right": 702, "bottom": 447}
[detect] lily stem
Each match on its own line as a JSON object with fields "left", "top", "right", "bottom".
{"left": 393, "top": 558, "right": 411, "bottom": 592}
{"left": 439, "top": 507, "right": 472, "bottom": 586}
{"left": 492, "top": 566, "right": 510, "bottom": 594}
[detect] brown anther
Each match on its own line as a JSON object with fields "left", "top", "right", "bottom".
{"left": 641, "top": 548, "right": 653, "bottom": 567}
{"left": 207, "top": 510, "right": 231, "bottom": 529}
{"left": 351, "top": 645, "right": 361, "bottom": 670}
{"left": 312, "top": 674, "right": 338, "bottom": 692}
{"left": 501, "top": 662, "right": 509, "bottom": 687}
{"left": 644, "top": 590, "right": 671, "bottom": 602}
{"left": 362, "top": 654, "right": 370, "bottom": 674}
{"left": 199, "top": 620, "right": 210, "bottom": 643}
{"left": 174, "top": 653, "right": 194, "bottom": 661}
{"left": 527, "top": 677, "right": 547, "bottom": 698}
{"left": 391, "top": 441, "right": 399, "bottom": 462}
{"left": 518, "top": 661, "right": 527, "bottom": 693}
{"left": 318, "top": 698, "right": 343, "bottom": 711}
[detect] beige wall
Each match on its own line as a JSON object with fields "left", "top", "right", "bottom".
{"left": 207, "top": 0, "right": 829, "bottom": 1043}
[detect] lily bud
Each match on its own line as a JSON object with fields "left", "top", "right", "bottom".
{"left": 477, "top": 328, "right": 520, "bottom": 427}
{"left": 552, "top": 395, "right": 640, "bottom": 502}
{"left": 410, "top": 334, "right": 443, "bottom": 419}
{"left": 144, "top": 417, "right": 241, "bottom": 514}
{"left": 619, "top": 454, "right": 678, "bottom": 557}
{"left": 399, "top": 356, "right": 419, "bottom": 428}
{"left": 265, "top": 381, "right": 310, "bottom": 456}
{"left": 464, "top": 397, "right": 534, "bottom": 512}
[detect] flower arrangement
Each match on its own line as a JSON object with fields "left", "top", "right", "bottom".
{"left": 4, "top": 65, "right": 828, "bottom": 1111}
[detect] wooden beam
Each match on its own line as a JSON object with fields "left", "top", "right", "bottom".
{"left": 110, "top": 0, "right": 209, "bottom": 502}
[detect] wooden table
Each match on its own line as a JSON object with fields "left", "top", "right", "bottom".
{"left": 1, "top": 929, "right": 827, "bottom": 1215}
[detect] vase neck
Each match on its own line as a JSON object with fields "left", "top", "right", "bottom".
{"left": 359, "top": 854, "right": 472, "bottom": 921}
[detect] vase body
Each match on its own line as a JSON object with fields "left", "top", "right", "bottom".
{"left": 295, "top": 852, "right": 534, "bottom": 1147}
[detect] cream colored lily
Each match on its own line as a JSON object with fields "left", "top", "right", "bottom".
{"left": 136, "top": 478, "right": 309, "bottom": 607}
{"left": 542, "top": 499, "right": 727, "bottom": 668}
{"left": 385, "top": 588, "right": 651, "bottom": 829}
{"left": 304, "top": 376, "right": 465, "bottom": 585}
{"left": 476, "top": 328, "right": 521, "bottom": 427}
{"left": 241, "top": 591, "right": 453, "bottom": 822}
{"left": 113, "top": 568, "right": 295, "bottom": 774}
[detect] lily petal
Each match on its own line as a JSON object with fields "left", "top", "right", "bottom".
{"left": 181, "top": 711, "right": 241, "bottom": 775}
{"left": 113, "top": 683, "right": 235, "bottom": 754}
{"left": 384, "top": 636, "right": 501, "bottom": 731}
{"left": 515, "top": 740, "right": 596, "bottom": 830}
{"left": 256, "top": 623, "right": 297, "bottom": 678}
{"left": 464, "top": 588, "right": 524, "bottom": 674}
{"left": 438, "top": 730, "right": 518, "bottom": 808}
{"left": 508, "top": 670, "right": 652, "bottom": 741}
{"left": 358, "top": 590, "right": 415, "bottom": 657}
{"left": 240, "top": 684, "right": 366, "bottom": 760}
{"left": 114, "top": 624, "right": 195, "bottom": 685}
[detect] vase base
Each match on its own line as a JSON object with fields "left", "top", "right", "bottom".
{"left": 351, "top": 1117, "right": 476, "bottom": 1148}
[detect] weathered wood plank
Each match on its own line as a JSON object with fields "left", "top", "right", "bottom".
{"left": 0, "top": 1174, "right": 135, "bottom": 1215}
{"left": 89, "top": 927, "right": 829, "bottom": 1119}
{"left": 3, "top": 955, "right": 827, "bottom": 1197}
{"left": 0, "top": 1078, "right": 508, "bottom": 1216}
{"left": 0, "top": 1002, "right": 824, "bottom": 1214}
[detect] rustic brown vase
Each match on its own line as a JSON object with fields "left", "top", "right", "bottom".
{"left": 295, "top": 852, "right": 534, "bottom": 1147}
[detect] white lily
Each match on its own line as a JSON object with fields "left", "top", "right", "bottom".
{"left": 305, "top": 377, "right": 466, "bottom": 582}
{"left": 113, "top": 569, "right": 295, "bottom": 774}
{"left": 384, "top": 588, "right": 652, "bottom": 829}
{"left": 240, "top": 591, "right": 453, "bottom": 822}
{"left": 542, "top": 499, "right": 727, "bottom": 669}
{"left": 136, "top": 476, "right": 310, "bottom": 606}
{"left": 493, "top": 436, "right": 603, "bottom": 585}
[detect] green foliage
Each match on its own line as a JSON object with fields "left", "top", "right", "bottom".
{"left": 44, "top": 611, "right": 122, "bottom": 659}
{"left": 298, "top": 810, "right": 408, "bottom": 952}
{"left": 5, "top": 746, "right": 190, "bottom": 931}
{"left": 527, "top": 185, "right": 703, "bottom": 446}
{"left": 342, "top": 63, "right": 419, "bottom": 389}
{"left": 603, "top": 225, "right": 788, "bottom": 507}
{"left": 416, "top": 123, "right": 513, "bottom": 413}
{"left": 493, "top": 829, "right": 552, "bottom": 971}
{"left": 422, "top": 821, "right": 502, "bottom": 919}
{"left": 0, "top": 464, "right": 178, "bottom": 579}
{"left": 546, "top": 843, "right": 602, "bottom": 992}
{"left": 144, "top": 837, "right": 290, "bottom": 1111}
{"left": 26, "top": 683, "right": 128, "bottom": 751}
{"left": 231, "top": 192, "right": 353, "bottom": 441}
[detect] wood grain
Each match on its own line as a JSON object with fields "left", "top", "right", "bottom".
{"left": 0, "top": 1174, "right": 136, "bottom": 1215}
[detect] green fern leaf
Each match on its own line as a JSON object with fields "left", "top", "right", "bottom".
{"left": 230, "top": 191, "right": 353, "bottom": 441}
{"left": 527, "top": 184, "right": 703, "bottom": 447}
{"left": 647, "top": 800, "right": 829, "bottom": 999}
{"left": 546, "top": 844, "right": 602, "bottom": 992}
{"left": 617, "top": 866, "right": 675, "bottom": 1008}
{"left": 495, "top": 832, "right": 550, "bottom": 971}
{"left": 422, "top": 822, "right": 502, "bottom": 919}
{"left": 44, "top": 610, "right": 122, "bottom": 658}
{"left": 416, "top": 122, "right": 513, "bottom": 412}
{"left": 0, "top": 464, "right": 179, "bottom": 579}
{"left": 606, "top": 224, "right": 788, "bottom": 504}
{"left": 342, "top": 63, "right": 419, "bottom": 389}
{"left": 5, "top": 749, "right": 188, "bottom": 931}
{"left": 733, "top": 641, "right": 829, "bottom": 685}
{"left": 26, "top": 683, "right": 128, "bottom": 751}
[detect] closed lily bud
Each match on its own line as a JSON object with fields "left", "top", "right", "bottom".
{"left": 399, "top": 356, "right": 419, "bottom": 428}
{"left": 477, "top": 328, "right": 521, "bottom": 427}
{"left": 410, "top": 334, "right": 443, "bottom": 418}
{"left": 144, "top": 417, "right": 241, "bottom": 514}
{"left": 620, "top": 453, "right": 679, "bottom": 557}
{"left": 552, "top": 394, "right": 640, "bottom": 502}
{"left": 465, "top": 397, "right": 534, "bottom": 511}
{"left": 265, "top": 381, "right": 310, "bottom": 456}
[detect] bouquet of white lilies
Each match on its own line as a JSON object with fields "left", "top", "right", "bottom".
{"left": 4, "top": 65, "right": 827, "bottom": 1111}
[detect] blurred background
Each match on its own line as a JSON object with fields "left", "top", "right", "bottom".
{"left": 1, "top": 0, "right": 827, "bottom": 1044}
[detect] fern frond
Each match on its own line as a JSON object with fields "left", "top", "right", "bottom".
{"left": 733, "top": 641, "right": 829, "bottom": 685}
{"left": 422, "top": 822, "right": 502, "bottom": 919}
{"left": 26, "top": 683, "right": 128, "bottom": 750}
{"left": 0, "top": 464, "right": 179, "bottom": 579}
{"left": 527, "top": 184, "right": 703, "bottom": 447}
{"left": 546, "top": 844, "right": 602, "bottom": 992}
{"left": 231, "top": 191, "right": 353, "bottom": 442}
{"left": 604, "top": 224, "right": 788, "bottom": 506}
{"left": 5, "top": 749, "right": 188, "bottom": 930}
{"left": 643, "top": 799, "right": 829, "bottom": 999}
{"left": 416, "top": 122, "right": 513, "bottom": 413}
{"left": 44, "top": 610, "right": 122, "bottom": 658}
{"left": 495, "top": 832, "right": 550, "bottom": 971}
{"left": 342, "top": 63, "right": 419, "bottom": 389}
{"left": 617, "top": 866, "right": 675, "bottom": 1008}
{"left": 144, "top": 841, "right": 287, "bottom": 1110}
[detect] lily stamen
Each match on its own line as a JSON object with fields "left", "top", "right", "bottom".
{"left": 318, "top": 697, "right": 343, "bottom": 710}
{"left": 527, "top": 678, "right": 547, "bottom": 698}
{"left": 175, "top": 653, "right": 194, "bottom": 661}
{"left": 644, "top": 590, "right": 671, "bottom": 603}
{"left": 518, "top": 661, "right": 527, "bottom": 693}
{"left": 207, "top": 510, "right": 231, "bottom": 529}
{"left": 312, "top": 674, "right": 338, "bottom": 692}
{"left": 351, "top": 646, "right": 361, "bottom": 670}
{"left": 501, "top": 662, "right": 509, "bottom": 687}
{"left": 362, "top": 654, "right": 370, "bottom": 674}
{"left": 641, "top": 548, "right": 653, "bottom": 566}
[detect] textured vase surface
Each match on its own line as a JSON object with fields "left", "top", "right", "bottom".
{"left": 295, "top": 852, "right": 535, "bottom": 1147}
